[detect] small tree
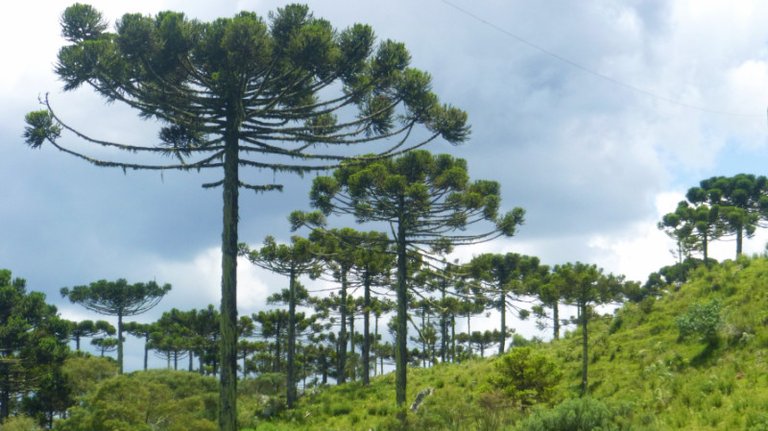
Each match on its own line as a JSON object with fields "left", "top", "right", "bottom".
{"left": 491, "top": 346, "right": 561, "bottom": 408}
{"left": 60, "top": 279, "right": 171, "bottom": 374}
{"left": 553, "top": 263, "right": 624, "bottom": 396}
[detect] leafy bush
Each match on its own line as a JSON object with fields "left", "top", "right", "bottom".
{"left": 2, "top": 416, "right": 42, "bottom": 431}
{"left": 54, "top": 370, "right": 217, "bottom": 431}
{"left": 516, "top": 397, "right": 618, "bottom": 431}
{"left": 676, "top": 299, "right": 721, "bottom": 345}
{"left": 490, "top": 347, "right": 561, "bottom": 407}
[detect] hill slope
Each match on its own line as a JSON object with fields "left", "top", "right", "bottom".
{"left": 255, "top": 256, "right": 768, "bottom": 430}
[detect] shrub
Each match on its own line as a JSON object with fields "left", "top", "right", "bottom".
{"left": 676, "top": 299, "right": 721, "bottom": 345}
{"left": 490, "top": 347, "right": 562, "bottom": 408}
{"left": 2, "top": 416, "right": 42, "bottom": 431}
{"left": 516, "top": 397, "right": 618, "bottom": 431}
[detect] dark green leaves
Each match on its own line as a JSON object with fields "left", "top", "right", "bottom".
{"left": 23, "top": 110, "right": 61, "bottom": 149}
{"left": 61, "top": 3, "right": 107, "bottom": 42}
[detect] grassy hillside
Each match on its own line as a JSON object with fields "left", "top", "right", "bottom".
{"left": 251, "top": 256, "right": 768, "bottom": 430}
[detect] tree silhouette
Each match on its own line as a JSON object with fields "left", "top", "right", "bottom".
{"left": 25, "top": 5, "right": 467, "bottom": 427}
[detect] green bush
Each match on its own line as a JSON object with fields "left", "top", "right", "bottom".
{"left": 676, "top": 299, "right": 721, "bottom": 345}
{"left": 53, "top": 370, "right": 217, "bottom": 431}
{"left": 490, "top": 347, "right": 561, "bottom": 407}
{"left": 2, "top": 416, "right": 42, "bottom": 431}
{"left": 516, "top": 397, "right": 618, "bottom": 431}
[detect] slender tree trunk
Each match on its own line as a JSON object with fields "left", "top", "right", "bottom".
{"left": 174, "top": 351, "right": 178, "bottom": 370}
{"left": 117, "top": 312, "right": 124, "bottom": 374}
{"left": 553, "top": 302, "right": 560, "bottom": 340}
{"left": 373, "top": 314, "right": 379, "bottom": 376}
{"left": 451, "top": 315, "right": 456, "bottom": 362}
{"left": 338, "top": 268, "right": 348, "bottom": 384}
{"left": 219, "top": 122, "right": 240, "bottom": 431}
{"left": 363, "top": 272, "right": 371, "bottom": 385}
{"left": 75, "top": 335, "right": 81, "bottom": 351}
{"left": 703, "top": 233, "right": 709, "bottom": 264}
{"left": 274, "top": 321, "right": 281, "bottom": 373}
{"left": 440, "top": 282, "right": 447, "bottom": 363}
{"left": 1, "top": 381, "right": 9, "bottom": 421}
{"left": 143, "top": 334, "right": 149, "bottom": 371}
{"left": 421, "top": 306, "right": 427, "bottom": 368}
{"left": 580, "top": 302, "right": 588, "bottom": 396}
{"left": 499, "top": 288, "right": 506, "bottom": 355}
{"left": 286, "top": 268, "right": 298, "bottom": 408}
{"left": 189, "top": 351, "right": 194, "bottom": 372}
{"left": 349, "top": 311, "right": 355, "bottom": 381}
{"left": 736, "top": 227, "right": 743, "bottom": 256}
{"left": 395, "top": 213, "right": 408, "bottom": 406}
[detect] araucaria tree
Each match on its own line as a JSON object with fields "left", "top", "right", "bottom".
{"left": 307, "top": 150, "right": 525, "bottom": 406}
{"left": 60, "top": 279, "right": 171, "bottom": 374}
{"left": 239, "top": 235, "right": 319, "bottom": 408}
{"left": 466, "top": 253, "right": 543, "bottom": 355}
{"left": 552, "top": 262, "right": 624, "bottom": 396}
{"left": 24, "top": 5, "right": 466, "bottom": 429}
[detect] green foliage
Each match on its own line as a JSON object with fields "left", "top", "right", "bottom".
{"left": 491, "top": 347, "right": 562, "bottom": 407}
{"left": 1, "top": 415, "right": 42, "bottom": 431}
{"left": 55, "top": 370, "right": 217, "bottom": 431}
{"left": 61, "top": 355, "right": 118, "bottom": 398}
{"left": 516, "top": 397, "right": 618, "bottom": 431}
{"left": 677, "top": 299, "right": 721, "bottom": 345}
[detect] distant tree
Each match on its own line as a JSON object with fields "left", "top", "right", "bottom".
{"left": 90, "top": 337, "right": 119, "bottom": 358}
{"left": 304, "top": 150, "right": 524, "bottom": 405}
{"left": 150, "top": 309, "right": 192, "bottom": 371}
{"left": 67, "top": 319, "right": 115, "bottom": 351}
{"left": 467, "top": 253, "right": 542, "bottom": 354}
{"left": 0, "top": 270, "right": 69, "bottom": 423}
{"left": 687, "top": 174, "right": 768, "bottom": 256}
{"left": 26, "top": 4, "right": 468, "bottom": 428}
{"left": 553, "top": 263, "right": 625, "bottom": 396}
{"left": 61, "top": 279, "right": 171, "bottom": 374}
{"left": 240, "top": 235, "right": 319, "bottom": 408}
{"left": 123, "top": 321, "right": 155, "bottom": 371}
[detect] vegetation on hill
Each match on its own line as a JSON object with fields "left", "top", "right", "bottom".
{"left": 240, "top": 255, "right": 768, "bottom": 430}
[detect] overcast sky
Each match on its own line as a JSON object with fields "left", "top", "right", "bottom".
{"left": 3, "top": 0, "right": 768, "bottom": 370}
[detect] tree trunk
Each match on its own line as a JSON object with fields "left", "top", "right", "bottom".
{"left": 499, "top": 288, "right": 506, "bottom": 355}
{"left": 349, "top": 310, "right": 355, "bottom": 381}
{"left": 736, "top": 226, "right": 743, "bottom": 256}
{"left": 338, "top": 267, "right": 349, "bottom": 384}
{"left": 363, "top": 272, "right": 371, "bottom": 385}
{"left": 451, "top": 315, "right": 456, "bottom": 362}
{"left": 117, "top": 312, "right": 124, "bottom": 374}
{"left": 395, "top": 210, "right": 408, "bottom": 406}
{"left": 286, "top": 269, "right": 298, "bottom": 408}
{"left": 219, "top": 125, "right": 240, "bottom": 431}
{"left": 440, "top": 282, "right": 448, "bottom": 363}
{"left": 580, "top": 302, "right": 588, "bottom": 396}
{"left": 553, "top": 302, "right": 560, "bottom": 340}
{"left": 143, "top": 334, "right": 149, "bottom": 371}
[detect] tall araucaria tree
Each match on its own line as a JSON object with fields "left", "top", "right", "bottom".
{"left": 24, "top": 5, "right": 467, "bottom": 429}
{"left": 60, "top": 279, "right": 171, "bottom": 374}
{"left": 303, "top": 150, "right": 524, "bottom": 406}
{"left": 239, "top": 235, "right": 320, "bottom": 408}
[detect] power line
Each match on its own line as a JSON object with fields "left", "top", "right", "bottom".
{"left": 439, "top": 0, "right": 763, "bottom": 118}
